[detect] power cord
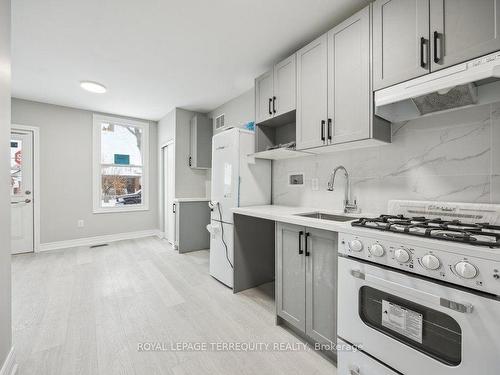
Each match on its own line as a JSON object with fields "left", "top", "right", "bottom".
{"left": 216, "top": 202, "right": 234, "bottom": 269}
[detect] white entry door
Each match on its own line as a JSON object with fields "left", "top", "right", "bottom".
{"left": 11, "top": 131, "right": 34, "bottom": 254}
{"left": 163, "top": 143, "right": 175, "bottom": 245}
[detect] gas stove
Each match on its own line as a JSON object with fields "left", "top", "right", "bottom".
{"left": 351, "top": 214, "right": 500, "bottom": 247}
{"left": 340, "top": 200, "right": 500, "bottom": 296}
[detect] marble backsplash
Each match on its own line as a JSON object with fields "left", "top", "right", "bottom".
{"left": 272, "top": 102, "right": 500, "bottom": 215}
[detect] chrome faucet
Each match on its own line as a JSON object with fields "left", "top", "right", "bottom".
{"left": 327, "top": 165, "right": 358, "bottom": 213}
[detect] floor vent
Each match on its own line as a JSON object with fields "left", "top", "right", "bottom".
{"left": 90, "top": 243, "right": 109, "bottom": 248}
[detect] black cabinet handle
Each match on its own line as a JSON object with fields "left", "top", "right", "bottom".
{"left": 173, "top": 203, "right": 176, "bottom": 213}
{"left": 272, "top": 96, "right": 276, "bottom": 114}
{"left": 189, "top": 156, "right": 192, "bottom": 167}
{"left": 420, "top": 37, "right": 428, "bottom": 68}
{"left": 268, "top": 98, "right": 272, "bottom": 115}
{"left": 327, "top": 118, "right": 332, "bottom": 141}
{"left": 298, "top": 231, "right": 304, "bottom": 255}
{"left": 321, "top": 120, "right": 326, "bottom": 142}
{"left": 305, "top": 232, "right": 310, "bottom": 256}
{"left": 433, "top": 31, "right": 441, "bottom": 64}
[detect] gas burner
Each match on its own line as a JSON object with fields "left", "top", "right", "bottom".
{"left": 352, "top": 215, "right": 500, "bottom": 247}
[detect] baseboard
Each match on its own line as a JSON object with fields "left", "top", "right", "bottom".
{"left": 39, "top": 229, "right": 161, "bottom": 252}
{"left": 0, "top": 347, "right": 17, "bottom": 375}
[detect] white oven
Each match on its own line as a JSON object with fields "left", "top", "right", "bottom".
{"left": 337, "top": 256, "right": 500, "bottom": 375}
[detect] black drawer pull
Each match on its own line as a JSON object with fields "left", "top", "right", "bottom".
{"left": 305, "top": 232, "right": 310, "bottom": 256}
{"left": 433, "top": 31, "right": 441, "bottom": 64}
{"left": 327, "top": 118, "right": 332, "bottom": 141}
{"left": 420, "top": 37, "right": 428, "bottom": 68}
{"left": 298, "top": 231, "right": 304, "bottom": 255}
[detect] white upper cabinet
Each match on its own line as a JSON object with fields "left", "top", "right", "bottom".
{"left": 430, "top": 0, "right": 500, "bottom": 71}
{"left": 255, "top": 70, "right": 274, "bottom": 124}
{"left": 255, "top": 55, "right": 296, "bottom": 125}
{"left": 296, "top": 34, "right": 328, "bottom": 150}
{"left": 373, "top": 0, "right": 430, "bottom": 90}
{"left": 274, "top": 55, "right": 296, "bottom": 117}
{"left": 327, "top": 6, "right": 371, "bottom": 144}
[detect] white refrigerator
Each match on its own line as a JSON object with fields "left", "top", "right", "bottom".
{"left": 208, "top": 128, "right": 271, "bottom": 288}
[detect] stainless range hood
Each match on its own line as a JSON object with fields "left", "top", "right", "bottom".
{"left": 375, "top": 50, "right": 500, "bottom": 123}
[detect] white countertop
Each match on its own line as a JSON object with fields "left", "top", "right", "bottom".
{"left": 232, "top": 205, "right": 500, "bottom": 258}
{"left": 174, "top": 197, "right": 210, "bottom": 202}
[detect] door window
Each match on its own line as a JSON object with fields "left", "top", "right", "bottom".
{"left": 359, "top": 286, "right": 462, "bottom": 366}
{"left": 10, "top": 139, "right": 23, "bottom": 195}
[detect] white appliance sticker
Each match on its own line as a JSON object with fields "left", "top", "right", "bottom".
{"left": 382, "top": 300, "right": 423, "bottom": 344}
{"left": 224, "top": 163, "right": 232, "bottom": 198}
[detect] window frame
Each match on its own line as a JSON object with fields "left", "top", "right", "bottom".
{"left": 92, "top": 114, "right": 150, "bottom": 213}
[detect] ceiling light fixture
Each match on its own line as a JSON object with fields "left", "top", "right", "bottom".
{"left": 80, "top": 81, "right": 107, "bottom": 94}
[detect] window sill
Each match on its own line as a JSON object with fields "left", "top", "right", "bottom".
{"left": 93, "top": 205, "right": 149, "bottom": 214}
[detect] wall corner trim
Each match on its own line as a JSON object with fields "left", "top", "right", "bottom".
{"left": 39, "top": 229, "right": 161, "bottom": 252}
{"left": 0, "top": 347, "right": 18, "bottom": 375}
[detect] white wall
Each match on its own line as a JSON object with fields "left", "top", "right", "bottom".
{"left": 274, "top": 103, "right": 500, "bottom": 213}
{"left": 0, "top": 0, "right": 11, "bottom": 368}
{"left": 11, "top": 99, "right": 159, "bottom": 244}
{"left": 208, "top": 88, "right": 254, "bottom": 134}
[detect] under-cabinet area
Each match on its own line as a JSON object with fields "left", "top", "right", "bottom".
{"left": 233, "top": 212, "right": 337, "bottom": 360}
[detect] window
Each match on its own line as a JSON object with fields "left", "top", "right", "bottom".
{"left": 93, "top": 115, "right": 149, "bottom": 213}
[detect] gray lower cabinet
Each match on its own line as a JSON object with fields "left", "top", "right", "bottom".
{"left": 373, "top": 0, "right": 430, "bottom": 90}
{"left": 305, "top": 227, "right": 337, "bottom": 346}
{"left": 276, "top": 223, "right": 337, "bottom": 347}
{"left": 276, "top": 223, "right": 306, "bottom": 331}
{"left": 174, "top": 199, "right": 210, "bottom": 253}
{"left": 430, "top": 0, "right": 500, "bottom": 71}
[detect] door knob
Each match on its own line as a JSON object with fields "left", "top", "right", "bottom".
{"left": 24, "top": 198, "right": 31, "bottom": 203}
{"left": 25, "top": 190, "right": 31, "bottom": 195}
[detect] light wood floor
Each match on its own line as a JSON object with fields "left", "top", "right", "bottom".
{"left": 12, "top": 237, "right": 336, "bottom": 375}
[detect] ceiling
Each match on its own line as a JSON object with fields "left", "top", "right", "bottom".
{"left": 12, "top": 0, "right": 370, "bottom": 121}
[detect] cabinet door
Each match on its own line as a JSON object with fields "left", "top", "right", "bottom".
{"left": 296, "top": 34, "right": 328, "bottom": 150}
{"left": 430, "top": 0, "right": 500, "bottom": 71}
{"left": 305, "top": 228, "right": 337, "bottom": 346}
{"left": 274, "top": 54, "right": 296, "bottom": 116}
{"left": 373, "top": 0, "right": 430, "bottom": 90}
{"left": 189, "top": 116, "right": 212, "bottom": 169}
{"left": 189, "top": 116, "right": 197, "bottom": 168}
{"left": 255, "top": 70, "right": 274, "bottom": 124}
{"left": 276, "top": 222, "right": 306, "bottom": 331}
{"left": 328, "top": 6, "right": 371, "bottom": 145}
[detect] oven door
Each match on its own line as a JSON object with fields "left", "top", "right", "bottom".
{"left": 338, "top": 256, "right": 500, "bottom": 375}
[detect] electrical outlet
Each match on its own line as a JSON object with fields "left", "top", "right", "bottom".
{"left": 311, "top": 178, "right": 319, "bottom": 191}
{"left": 77, "top": 220, "right": 85, "bottom": 228}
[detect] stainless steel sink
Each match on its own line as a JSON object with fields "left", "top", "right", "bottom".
{"left": 295, "top": 212, "right": 356, "bottom": 222}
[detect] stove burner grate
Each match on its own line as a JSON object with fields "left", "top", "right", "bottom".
{"left": 352, "top": 215, "right": 500, "bottom": 247}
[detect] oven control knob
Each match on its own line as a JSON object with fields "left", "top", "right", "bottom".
{"left": 348, "top": 239, "right": 363, "bottom": 252}
{"left": 394, "top": 248, "right": 411, "bottom": 263}
{"left": 369, "top": 243, "right": 385, "bottom": 257}
{"left": 421, "top": 254, "right": 441, "bottom": 270}
{"left": 454, "top": 261, "right": 478, "bottom": 279}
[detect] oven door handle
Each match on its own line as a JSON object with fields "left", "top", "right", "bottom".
{"left": 350, "top": 269, "right": 474, "bottom": 314}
